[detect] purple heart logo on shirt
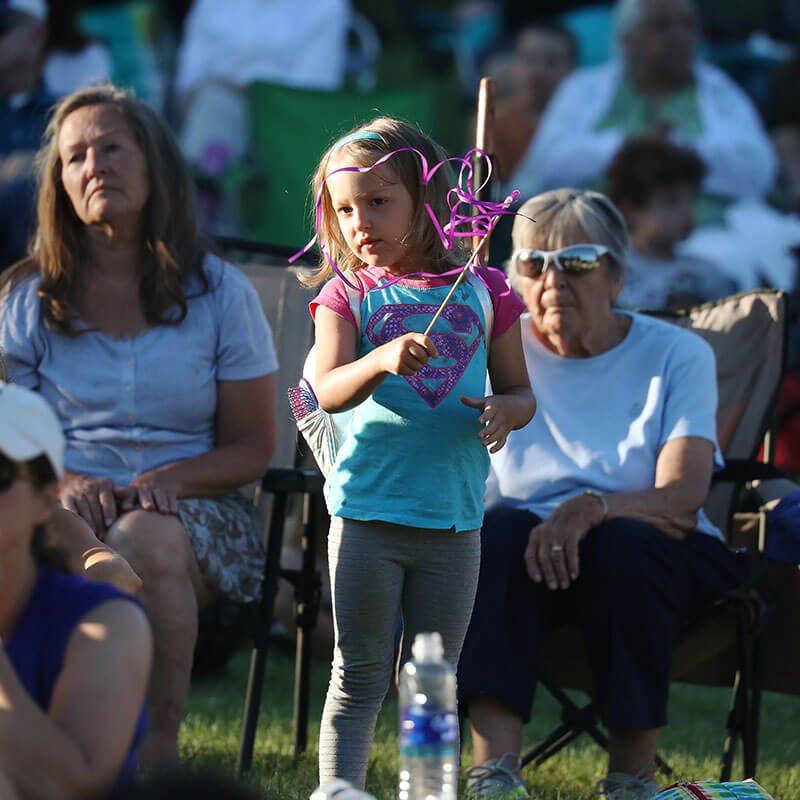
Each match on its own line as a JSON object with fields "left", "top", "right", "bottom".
{"left": 365, "top": 303, "right": 484, "bottom": 407}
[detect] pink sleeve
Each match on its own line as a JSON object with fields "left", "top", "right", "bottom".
{"left": 477, "top": 267, "right": 526, "bottom": 339}
{"left": 309, "top": 277, "right": 357, "bottom": 327}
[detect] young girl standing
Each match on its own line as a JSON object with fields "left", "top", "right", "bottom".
{"left": 306, "top": 117, "right": 536, "bottom": 788}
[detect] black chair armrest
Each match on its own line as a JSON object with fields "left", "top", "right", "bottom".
{"left": 712, "top": 459, "right": 784, "bottom": 485}
{"left": 261, "top": 467, "right": 324, "bottom": 494}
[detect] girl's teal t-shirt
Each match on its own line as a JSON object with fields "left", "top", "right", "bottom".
{"left": 324, "top": 274, "right": 493, "bottom": 532}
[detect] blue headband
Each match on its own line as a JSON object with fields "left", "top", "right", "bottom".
{"left": 330, "top": 130, "right": 383, "bottom": 154}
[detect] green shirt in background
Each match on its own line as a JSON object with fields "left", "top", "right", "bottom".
{"left": 592, "top": 75, "right": 727, "bottom": 226}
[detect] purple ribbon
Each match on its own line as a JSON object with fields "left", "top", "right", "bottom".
{"left": 289, "top": 147, "right": 530, "bottom": 295}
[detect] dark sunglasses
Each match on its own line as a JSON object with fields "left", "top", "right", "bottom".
{"left": 0, "top": 452, "right": 17, "bottom": 492}
{"left": 512, "top": 243, "right": 609, "bottom": 278}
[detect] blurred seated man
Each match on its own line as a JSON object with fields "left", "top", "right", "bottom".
{"left": 0, "top": 0, "right": 52, "bottom": 273}
{"left": 511, "top": 0, "right": 777, "bottom": 228}
{"left": 491, "top": 21, "right": 576, "bottom": 183}
{"left": 511, "top": 0, "right": 800, "bottom": 293}
{"left": 606, "top": 135, "right": 738, "bottom": 310}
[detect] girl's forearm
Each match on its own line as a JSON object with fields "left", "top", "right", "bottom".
{"left": 316, "top": 349, "right": 388, "bottom": 412}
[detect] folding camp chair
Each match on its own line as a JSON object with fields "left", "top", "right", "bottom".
{"left": 241, "top": 80, "right": 443, "bottom": 249}
{"left": 210, "top": 237, "right": 326, "bottom": 775}
{"left": 520, "top": 289, "right": 790, "bottom": 782}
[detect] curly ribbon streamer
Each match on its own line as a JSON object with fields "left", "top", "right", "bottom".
{"left": 289, "top": 146, "right": 531, "bottom": 296}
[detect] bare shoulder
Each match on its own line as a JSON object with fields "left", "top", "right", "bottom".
{"left": 70, "top": 598, "right": 152, "bottom": 656}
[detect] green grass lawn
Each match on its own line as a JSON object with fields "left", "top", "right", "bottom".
{"left": 181, "top": 644, "right": 800, "bottom": 800}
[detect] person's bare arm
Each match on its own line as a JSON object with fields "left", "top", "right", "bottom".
{"left": 0, "top": 600, "right": 152, "bottom": 800}
{"left": 313, "top": 305, "right": 438, "bottom": 413}
{"left": 0, "top": 769, "right": 20, "bottom": 800}
{"left": 603, "top": 436, "right": 715, "bottom": 538}
{"left": 47, "top": 508, "right": 142, "bottom": 595}
{"left": 461, "top": 318, "right": 536, "bottom": 452}
{"left": 525, "top": 436, "right": 715, "bottom": 590}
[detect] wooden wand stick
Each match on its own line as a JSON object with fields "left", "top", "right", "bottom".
{"left": 473, "top": 76, "right": 496, "bottom": 260}
{"left": 423, "top": 76, "right": 497, "bottom": 338}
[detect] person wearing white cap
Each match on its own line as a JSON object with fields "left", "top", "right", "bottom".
{"left": 0, "top": 376, "right": 64, "bottom": 475}
{"left": 0, "top": 382, "right": 152, "bottom": 798}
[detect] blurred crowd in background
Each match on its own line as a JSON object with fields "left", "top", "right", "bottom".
{"left": 3, "top": 0, "right": 800, "bottom": 467}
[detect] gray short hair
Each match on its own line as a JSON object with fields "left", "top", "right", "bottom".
{"left": 507, "top": 188, "right": 630, "bottom": 292}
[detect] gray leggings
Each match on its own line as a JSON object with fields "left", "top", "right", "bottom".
{"left": 319, "top": 516, "right": 481, "bottom": 788}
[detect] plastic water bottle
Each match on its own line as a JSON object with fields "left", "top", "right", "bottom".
{"left": 398, "top": 632, "right": 458, "bottom": 800}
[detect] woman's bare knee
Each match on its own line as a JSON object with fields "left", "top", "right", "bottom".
{"left": 106, "top": 510, "right": 192, "bottom": 567}
{"left": 105, "top": 510, "right": 211, "bottom": 602}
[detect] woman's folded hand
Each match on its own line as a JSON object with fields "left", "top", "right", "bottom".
{"left": 524, "top": 493, "right": 606, "bottom": 590}
{"left": 59, "top": 471, "right": 118, "bottom": 537}
{"left": 114, "top": 471, "right": 180, "bottom": 516}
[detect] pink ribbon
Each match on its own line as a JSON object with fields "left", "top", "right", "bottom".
{"left": 289, "top": 147, "right": 530, "bottom": 295}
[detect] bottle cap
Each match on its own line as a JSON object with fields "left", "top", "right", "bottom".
{"left": 412, "top": 632, "right": 444, "bottom": 662}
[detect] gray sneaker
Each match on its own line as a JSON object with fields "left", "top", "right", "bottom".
{"left": 465, "top": 754, "right": 530, "bottom": 799}
{"left": 594, "top": 765, "right": 660, "bottom": 800}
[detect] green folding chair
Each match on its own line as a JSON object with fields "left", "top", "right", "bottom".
{"left": 241, "top": 81, "right": 443, "bottom": 250}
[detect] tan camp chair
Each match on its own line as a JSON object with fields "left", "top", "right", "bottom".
{"left": 522, "top": 289, "right": 791, "bottom": 782}
{"left": 210, "top": 238, "right": 325, "bottom": 774}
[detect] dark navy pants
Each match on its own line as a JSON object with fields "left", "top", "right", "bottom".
{"left": 457, "top": 505, "right": 751, "bottom": 729}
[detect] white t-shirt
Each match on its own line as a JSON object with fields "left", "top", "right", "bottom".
{"left": 616, "top": 249, "right": 738, "bottom": 311}
{"left": 486, "top": 311, "right": 724, "bottom": 539}
{"left": 174, "top": 0, "right": 350, "bottom": 94}
{"left": 43, "top": 42, "right": 112, "bottom": 98}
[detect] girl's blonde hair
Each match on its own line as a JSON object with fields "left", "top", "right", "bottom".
{"left": 0, "top": 83, "right": 206, "bottom": 335}
{"left": 302, "top": 117, "right": 468, "bottom": 285}
{"left": 507, "top": 188, "right": 630, "bottom": 293}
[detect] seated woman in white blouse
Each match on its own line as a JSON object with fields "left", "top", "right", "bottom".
{"left": 0, "top": 84, "right": 278, "bottom": 769}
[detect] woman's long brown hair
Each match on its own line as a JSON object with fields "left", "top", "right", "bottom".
{"left": 0, "top": 84, "right": 208, "bottom": 334}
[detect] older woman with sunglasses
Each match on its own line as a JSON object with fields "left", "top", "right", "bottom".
{"left": 0, "top": 383, "right": 151, "bottom": 799}
{"left": 458, "top": 189, "right": 750, "bottom": 800}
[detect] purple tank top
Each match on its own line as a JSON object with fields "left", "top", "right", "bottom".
{"left": 5, "top": 566, "right": 147, "bottom": 788}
